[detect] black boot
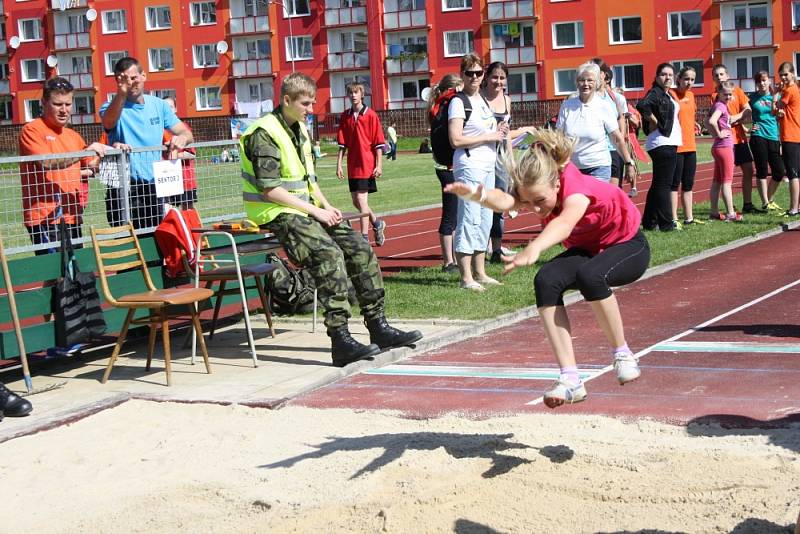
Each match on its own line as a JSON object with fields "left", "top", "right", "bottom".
{"left": 0, "top": 383, "right": 33, "bottom": 418}
{"left": 365, "top": 317, "right": 423, "bottom": 350}
{"left": 329, "top": 327, "right": 381, "bottom": 367}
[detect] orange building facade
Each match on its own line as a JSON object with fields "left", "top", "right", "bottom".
{"left": 0, "top": 0, "right": 798, "bottom": 125}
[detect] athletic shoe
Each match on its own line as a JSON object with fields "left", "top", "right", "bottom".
{"left": 742, "top": 202, "right": 765, "bottom": 214}
{"left": 783, "top": 210, "right": 800, "bottom": 218}
{"left": 672, "top": 219, "right": 684, "bottom": 231}
{"left": 543, "top": 379, "right": 587, "bottom": 409}
{"left": 508, "top": 210, "right": 519, "bottom": 219}
{"left": 613, "top": 351, "right": 641, "bottom": 384}
{"left": 708, "top": 213, "right": 726, "bottom": 221}
{"left": 725, "top": 212, "right": 744, "bottom": 223}
{"left": 499, "top": 246, "right": 517, "bottom": 256}
{"left": 764, "top": 201, "right": 782, "bottom": 212}
{"left": 683, "top": 218, "right": 706, "bottom": 225}
{"left": 628, "top": 187, "right": 638, "bottom": 198}
{"left": 441, "top": 263, "right": 459, "bottom": 274}
{"left": 373, "top": 219, "right": 387, "bottom": 246}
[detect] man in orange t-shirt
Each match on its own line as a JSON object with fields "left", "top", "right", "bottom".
{"left": 19, "top": 77, "right": 106, "bottom": 254}
{"left": 711, "top": 64, "right": 760, "bottom": 213}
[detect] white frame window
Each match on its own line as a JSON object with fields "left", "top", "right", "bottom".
{"left": 24, "top": 99, "right": 43, "bottom": 122}
{"left": 672, "top": 59, "right": 704, "bottom": 87}
{"left": 196, "top": 86, "right": 222, "bottom": 110}
{"left": 507, "top": 69, "right": 536, "bottom": 96}
{"left": 190, "top": 1, "right": 217, "bottom": 26}
{"left": 491, "top": 22, "right": 534, "bottom": 49}
{"left": 609, "top": 16, "right": 642, "bottom": 45}
{"left": 734, "top": 55, "right": 771, "bottom": 83}
{"left": 443, "top": 30, "right": 474, "bottom": 57}
{"left": 148, "top": 47, "right": 174, "bottom": 71}
{"left": 145, "top": 6, "right": 172, "bottom": 30}
{"left": 105, "top": 51, "right": 128, "bottom": 75}
{"left": 283, "top": 0, "right": 310, "bottom": 17}
{"left": 101, "top": 10, "right": 127, "bottom": 34}
{"left": 554, "top": 69, "right": 575, "bottom": 95}
{"left": 400, "top": 78, "right": 429, "bottom": 100}
{"left": 733, "top": 3, "right": 769, "bottom": 30}
{"left": 193, "top": 44, "right": 219, "bottom": 68}
{"left": 70, "top": 55, "right": 92, "bottom": 74}
{"left": 0, "top": 99, "right": 12, "bottom": 122}
{"left": 668, "top": 11, "right": 701, "bottom": 40}
{"left": 286, "top": 36, "right": 313, "bottom": 61}
{"left": 443, "top": 0, "right": 472, "bottom": 11}
{"left": 793, "top": 1, "right": 800, "bottom": 29}
{"left": 0, "top": 61, "right": 9, "bottom": 80}
{"left": 66, "top": 13, "right": 88, "bottom": 34}
{"left": 72, "top": 93, "right": 95, "bottom": 116}
{"left": 243, "top": 38, "right": 271, "bottom": 60}
{"left": 18, "top": 18, "right": 42, "bottom": 41}
{"left": 21, "top": 59, "right": 45, "bottom": 82}
{"left": 552, "top": 21, "right": 583, "bottom": 49}
{"left": 149, "top": 88, "right": 177, "bottom": 101}
{"left": 244, "top": 0, "right": 269, "bottom": 17}
{"left": 245, "top": 80, "right": 273, "bottom": 102}
{"left": 612, "top": 64, "right": 645, "bottom": 91}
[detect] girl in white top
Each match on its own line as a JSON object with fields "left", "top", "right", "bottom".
{"left": 447, "top": 53, "right": 508, "bottom": 291}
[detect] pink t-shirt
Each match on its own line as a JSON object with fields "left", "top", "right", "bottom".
{"left": 711, "top": 101, "right": 733, "bottom": 149}
{"left": 544, "top": 163, "right": 641, "bottom": 255}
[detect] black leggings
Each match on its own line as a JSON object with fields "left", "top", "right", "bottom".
{"left": 436, "top": 169, "right": 458, "bottom": 235}
{"left": 782, "top": 141, "right": 800, "bottom": 180}
{"left": 643, "top": 145, "right": 678, "bottom": 230}
{"left": 671, "top": 151, "right": 696, "bottom": 192}
{"left": 534, "top": 231, "right": 650, "bottom": 307}
{"left": 750, "top": 136, "right": 785, "bottom": 181}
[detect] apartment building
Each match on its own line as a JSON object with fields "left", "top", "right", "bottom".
{"left": 0, "top": 1, "right": 798, "bottom": 125}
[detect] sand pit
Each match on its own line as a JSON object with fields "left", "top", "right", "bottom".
{"left": 1, "top": 400, "right": 798, "bottom": 533}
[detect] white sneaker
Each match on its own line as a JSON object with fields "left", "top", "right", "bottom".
{"left": 613, "top": 351, "right": 641, "bottom": 384}
{"left": 628, "top": 187, "right": 638, "bottom": 198}
{"left": 543, "top": 379, "right": 587, "bottom": 409}
{"left": 499, "top": 246, "right": 517, "bottom": 257}
{"left": 508, "top": 210, "right": 519, "bottom": 219}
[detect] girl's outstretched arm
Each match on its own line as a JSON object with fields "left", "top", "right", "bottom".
{"left": 444, "top": 182, "right": 517, "bottom": 212}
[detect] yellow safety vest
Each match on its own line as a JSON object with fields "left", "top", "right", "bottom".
{"left": 239, "top": 113, "right": 318, "bottom": 225}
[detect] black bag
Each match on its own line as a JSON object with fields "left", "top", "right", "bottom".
{"left": 264, "top": 253, "right": 317, "bottom": 315}
{"left": 52, "top": 220, "right": 106, "bottom": 348}
{"left": 430, "top": 90, "right": 473, "bottom": 167}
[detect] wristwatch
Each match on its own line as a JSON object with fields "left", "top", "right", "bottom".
{"left": 624, "top": 161, "right": 634, "bottom": 166}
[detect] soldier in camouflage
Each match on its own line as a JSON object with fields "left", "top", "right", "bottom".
{"left": 240, "top": 73, "right": 423, "bottom": 367}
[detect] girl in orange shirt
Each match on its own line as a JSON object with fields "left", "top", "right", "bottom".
{"left": 669, "top": 66, "right": 701, "bottom": 226}
{"left": 776, "top": 62, "right": 800, "bottom": 217}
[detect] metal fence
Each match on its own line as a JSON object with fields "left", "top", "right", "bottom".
{"left": 0, "top": 140, "right": 244, "bottom": 256}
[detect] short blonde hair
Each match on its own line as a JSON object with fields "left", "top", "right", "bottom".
{"left": 345, "top": 82, "right": 365, "bottom": 96}
{"left": 501, "top": 128, "right": 575, "bottom": 193}
{"left": 460, "top": 53, "right": 483, "bottom": 74}
{"left": 281, "top": 72, "right": 316, "bottom": 101}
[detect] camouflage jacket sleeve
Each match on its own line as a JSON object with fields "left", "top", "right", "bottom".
{"left": 245, "top": 128, "right": 283, "bottom": 190}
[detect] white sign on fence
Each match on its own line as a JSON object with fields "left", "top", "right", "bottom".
{"left": 153, "top": 160, "right": 184, "bottom": 198}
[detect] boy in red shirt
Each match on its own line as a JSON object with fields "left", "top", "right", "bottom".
{"left": 336, "top": 83, "right": 387, "bottom": 245}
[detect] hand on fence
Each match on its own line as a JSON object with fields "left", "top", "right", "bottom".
{"left": 87, "top": 142, "right": 107, "bottom": 158}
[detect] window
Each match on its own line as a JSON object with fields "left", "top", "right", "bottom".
{"left": 736, "top": 55, "right": 770, "bottom": 81}
{"left": 72, "top": 94, "right": 95, "bottom": 115}
{"left": 609, "top": 16, "right": 642, "bottom": 44}
{"left": 401, "top": 78, "right": 429, "bottom": 99}
{"left": 443, "top": 0, "right": 471, "bottom": 11}
{"left": 328, "top": 0, "right": 366, "bottom": 7}
{"left": 105, "top": 51, "right": 128, "bottom": 75}
{"left": 338, "top": 30, "right": 368, "bottom": 52}
{"left": 21, "top": 59, "right": 45, "bottom": 82}
{"left": 0, "top": 100, "right": 12, "bottom": 122}
{"left": 247, "top": 81, "right": 272, "bottom": 101}
{"left": 552, "top": 21, "right": 583, "bottom": 48}
{"left": 554, "top": 69, "right": 575, "bottom": 95}
{"left": 492, "top": 23, "right": 534, "bottom": 48}
{"left": 284, "top": 0, "right": 310, "bottom": 17}
{"left": 149, "top": 88, "right": 177, "bottom": 100}
{"left": 286, "top": 36, "right": 313, "bottom": 60}
{"left": 507, "top": 71, "right": 536, "bottom": 95}
{"left": 611, "top": 64, "right": 644, "bottom": 90}
{"left": 196, "top": 87, "right": 222, "bottom": 110}
{"left": 193, "top": 44, "right": 219, "bottom": 68}
{"left": 734, "top": 3, "right": 768, "bottom": 29}
{"left": 443, "top": 30, "right": 474, "bottom": 57}
{"left": 244, "top": 0, "right": 268, "bottom": 17}
{"left": 244, "top": 39, "right": 271, "bottom": 59}
{"left": 191, "top": 2, "right": 217, "bottom": 25}
{"left": 0, "top": 62, "right": 9, "bottom": 79}
{"left": 146, "top": 6, "right": 172, "bottom": 30}
{"left": 66, "top": 14, "right": 88, "bottom": 34}
{"left": 793, "top": 2, "right": 800, "bottom": 28}
{"left": 672, "top": 59, "right": 704, "bottom": 86}
{"left": 148, "top": 48, "right": 174, "bottom": 71}
{"left": 102, "top": 10, "right": 127, "bottom": 33}
{"left": 25, "top": 99, "right": 42, "bottom": 122}
{"left": 385, "top": 0, "right": 425, "bottom": 12}
{"left": 71, "top": 56, "right": 92, "bottom": 74}
{"left": 18, "top": 18, "right": 41, "bottom": 41}
{"left": 669, "top": 11, "right": 701, "bottom": 39}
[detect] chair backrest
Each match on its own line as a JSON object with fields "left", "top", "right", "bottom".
{"left": 91, "top": 223, "right": 156, "bottom": 305}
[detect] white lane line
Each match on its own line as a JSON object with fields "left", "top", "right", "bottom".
{"left": 526, "top": 277, "right": 800, "bottom": 405}
{"left": 653, "top": 341, "right": 800, "bottom": 353}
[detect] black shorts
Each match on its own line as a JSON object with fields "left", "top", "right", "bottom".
{"left": 749, "top": 136, "right": 785, "bottom": 181}
{"left": 671, "top": 151, "right": 696, "bottom": 192}
{"left": 610, "top": 150, "right": 624, "bottom": 181}
{"left": 733, "top": 143, "right": 754, "bottom": 166}
{"left": 348, "top": 177, "right": 377, "bottom": 193}
{"left": 783, "top": 141, "right": 800, "bottom": 179}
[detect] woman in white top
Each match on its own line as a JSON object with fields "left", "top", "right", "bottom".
{"left": 448, "top": 53, "right": 508, "bottom": 291}
{"left": 556, "top": 62, "right": 636, "bottom": 183}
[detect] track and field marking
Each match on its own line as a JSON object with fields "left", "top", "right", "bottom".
{"left": 653, "top": 341, "right": 800, "bottom": 353}
{"left": 526, "top": 277, "right": 800, "bottom": 405}
{"left": 366, "top": 364, "right": 599, "bottom": 381}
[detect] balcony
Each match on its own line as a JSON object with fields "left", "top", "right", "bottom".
{"left": 324, "top": 5, "right": 366, "bottom": 26}
{"left": 489, "top": 46, "right": 535, "bottom": 66}
{"left": 53, "top": 31, "right": 91, "bottom": 51}
{"left": 383, "top": 9, "right": 426, "bottom": 31}
{"left": 70, "top": 112, "right": 94, "bottom": 125}
{"left": 385, "top": 54, "right": 428, "bottom": 75}
{"left": 61, "top": 71, "right": 93, "bottom": 90}
{"left": 718, "top": 26, "right": 773, "bottom": 50}
{"left": 229, "top": 15, "right": 269, "bottom": 35}
{"left": 387, "top": 98, "right": 425, "bottom": 110}
{"left": 327, "top": 51, "right": 369, "bottom": 71}
{"left": 0, "top": 79, "right": 9, "bottom": 95}
{"left": 486, "top": 0, "right": 534, "bottom": 21}
{"left": 232, "top": 58, "right": 272, "bottom": 78}
{"left": 50, "top": 0, "right": 88, "bottom": 9}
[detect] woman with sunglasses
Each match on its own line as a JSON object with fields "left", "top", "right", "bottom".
{"left": 447, "top": 53, "right": 508, "bottom": 291}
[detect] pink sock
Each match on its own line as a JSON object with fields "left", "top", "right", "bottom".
{"left": 559, "top": 366, "right": 580, "bottom": 385}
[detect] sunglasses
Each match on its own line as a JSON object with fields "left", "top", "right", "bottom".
{"left": 464, "top": 70, "right": 484, "bottom": 78}
{"left": 46, "top": 79, "right": 74, "bottom": 91}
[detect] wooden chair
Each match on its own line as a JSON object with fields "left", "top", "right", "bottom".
{"left": 90, "top": 223, "right": 214, "bottom": 386}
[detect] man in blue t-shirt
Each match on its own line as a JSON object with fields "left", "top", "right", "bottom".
{"left": 99, "top": 56, "right": 194, "bottom": 230}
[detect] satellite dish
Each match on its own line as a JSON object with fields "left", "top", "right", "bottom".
{"left": 216, "top": 40, "right": 229, "bottom": 54}
{"left": 46, "top": 55, "right": 58, "bottom": 68}
{"left": 9, "top": 36, "right": 20, "bottom": 49}
{"left": 85, "top": 9, "right": 98, "bottom": 22}
{"left": 420, "top": 87, "right": 432, "bottom": 102}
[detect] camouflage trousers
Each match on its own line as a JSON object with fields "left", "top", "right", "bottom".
{"left": 265, "top": 213, "right": 385, "bottom": 329}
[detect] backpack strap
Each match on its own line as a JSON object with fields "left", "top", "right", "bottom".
{"left": 456, "top": 92, "right": 473, "bottom": 158}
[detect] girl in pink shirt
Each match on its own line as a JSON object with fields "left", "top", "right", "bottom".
{"left": 708, "top": 81, "right": 742, "bottom": 222}
{"left": 446, "top": 128, "right": 650, "bottom": 409}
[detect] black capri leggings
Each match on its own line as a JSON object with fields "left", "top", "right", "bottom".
{"left": 534, "top": 231, "right": 650, "bottom": 307}
{"left": 782, "top": 141, "right": 800, "bottom": 180}
{"left": 750, "top": 136, "right": 785, "bottom": 182}
{"left": 671, "top": 151, "right": 696, "bottom": 192}
{"left": 436, "top": 168, "right": 458, "bottom": 235}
